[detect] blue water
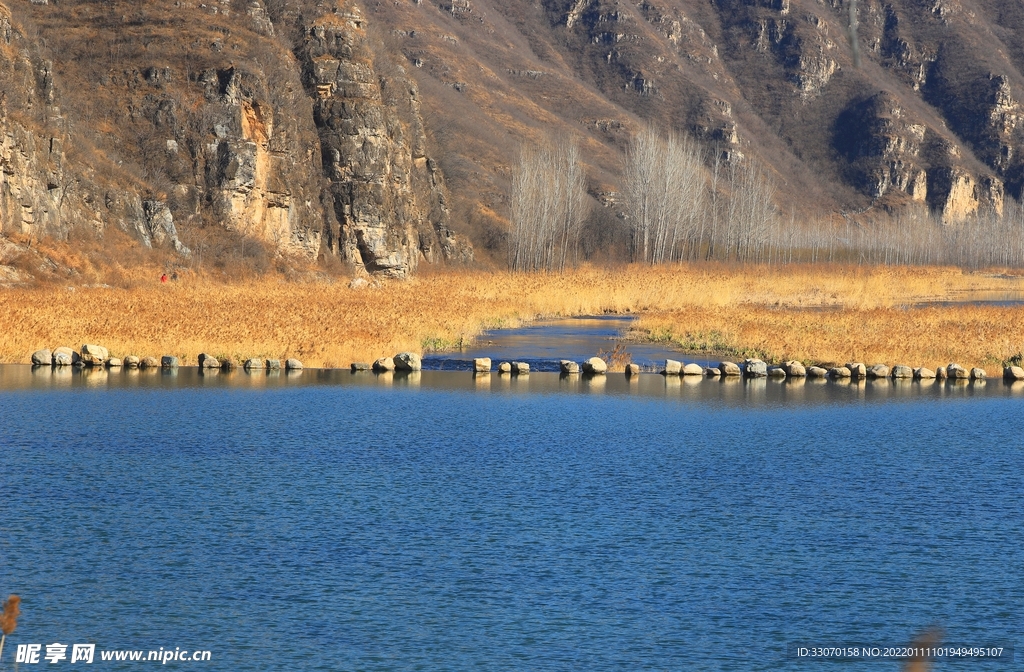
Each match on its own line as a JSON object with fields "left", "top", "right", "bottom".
{"left": 424, "top": 315, "right": 704, "bottom": 371}
{"left": 1, "top": 366, "right": 1021, "bottom": 670}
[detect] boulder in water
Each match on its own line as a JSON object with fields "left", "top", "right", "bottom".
{"left": 394, "top": 352, "right": 422, "bottom": 371}
{"left": 583, "top": 357, "right": 608, "bottom": 374}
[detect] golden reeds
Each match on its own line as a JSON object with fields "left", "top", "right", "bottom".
{"left": 0, "top": 594, "right": 21, "bottom": 662}
{"left": 1, "top": 264, "right": 1022, "bottom": 371}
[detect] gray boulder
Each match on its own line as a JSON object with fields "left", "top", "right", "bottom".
{"left": 124, "top": 355, "right": 141, "bottom": 368}
{"left": 828, "top": 366, "right": 852, "bottom": 378}
{"left": 372, "top": 357, "right": 395, "bottom": 372}
{"left": 891, "top": 365, "right": 913, "bottom": 379}
{"left": 497, "top": 361, "right": 512, "bottom": 374}
{"left": 807, "top": 366, "right": 829, "bottom": 378}
{"left": 266, "top": 359, "right": 281, "bottom": 370}
{"left": 970, "top": 367, "right": 986, "bottom": 380}
{"left": 52, "top": 351, "right": 74, "bottom": 367}
{"left": 743, "top": 359, "right": 768, "bottom": 377}
{"left": 583, "top": 357, "right": 608, "bottom": 375}
{"left": 560, "top": 360, "right": 581, "bottom": 374}
{"left": 705, "top": 367, "right": 721, "bottom": 377}
{"left": 161, "top": 355, "right": 179, "bottom": 368}
{"left": 52, "top": 348, "right": 79, "bottom": 364}
{"left": 625, "top": 363, "right": 641, "bottom": 377}
{"left": 914, "top": 367, "right": 936, "bottom": 379}
{"left": 767, "top": 366, "right": 787, "bottom": 378}
{"left": 219, "top": 358, "right": 236, "bottom": 370}
{"left": 719, "top": 361, "right": 741, "bottom": 376}
{"left": 285, "top": 358, "right": 304, "bottom": 370}
{"left": 782, "top": 360, "right": 806, "bottom": 377}
{"left": 512, "top": 361, "right": 530, "bottom": 375}
{"left": 936, "top": 366, "right": 948, "bottom": 379}
{"left": 947, "top": 363, "right": 969, "bottom": 379}
{"left": 394, "top": 352, "right": 422, "bottom": 371}
{"left": 351, "top": 362, "right": 372, "bottom": 371}
{"left": 32, "top": 349, "right": 52, "bottom": 365}
{"left": 245, "top": 358, "right": 265, "bottom": 370}
{"left": 474, "top": 357, "right": 492, "bottom": 373}
{"left": 663, "top": 359, "right": 682, "bottom": 375}
{"left": 140, "top": 356, "right": 160, "bottom": 369}
{"left": 1003, "top": 366, "right": 1024, "bottom": 381}
{"left": 867, "top": 364, "right": 890, "bottom": 379}
{"left": 682, "top": 362, "right": 704, "bottom": 376}
{"left": 106, "top": 357, "right": 123, "bottom": 368}
{"left": 81, "top": 344, "right": 109, "bottom": 366}
{"left": 846, "top": 362, "right": 866, "bottom": 378}
{"left": 198, "top": 353, "right": 220, "bottom": 368}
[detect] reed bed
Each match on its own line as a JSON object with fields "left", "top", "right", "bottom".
{"left": 633, "top": 305, "right": 1024, "bottom": 375}
{"left": 1, "top": 264, "right": 1023, "bottom": 370}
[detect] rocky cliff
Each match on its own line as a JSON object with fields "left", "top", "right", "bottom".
{"left": 363, "top": 0, "right": 1024, "bottom": 234}
{"left": 4, "top": 0, "right": 1024, "bottom": 272}
{"left": 0, "top": 0, "right": 470, "bottom": 277}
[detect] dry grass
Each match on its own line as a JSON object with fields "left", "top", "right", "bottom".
{"left": 2, "top": 263, "right": 1023, "bottom": 370}
{"left": 635, "top": 306, "right": 1024, "bottom": 374}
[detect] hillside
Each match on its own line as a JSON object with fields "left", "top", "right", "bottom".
{"left": 3, "top": 0, "right": 1024, "bottom": 273}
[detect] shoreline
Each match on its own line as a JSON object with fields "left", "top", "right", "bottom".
{"left": 2, "top": 264, "right": 1023, "bottom": 374}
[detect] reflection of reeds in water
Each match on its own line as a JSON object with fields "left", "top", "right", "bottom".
{"left": 0, "top": 594, "right": 21, "bottom": 663}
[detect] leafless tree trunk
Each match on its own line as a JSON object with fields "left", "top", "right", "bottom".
{"left": 508, "top": 137, "right": 589, "bottom": 272}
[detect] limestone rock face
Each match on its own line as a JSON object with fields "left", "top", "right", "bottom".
{"left": 301, "top": 1, "right": 470, "bottom": 277}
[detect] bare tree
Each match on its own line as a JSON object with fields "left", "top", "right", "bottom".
{"left": 625, "top": 126, "right": 706, "bottom": 263}
{"left": 508, "top": 137, "right": 589, "bottom": 272}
